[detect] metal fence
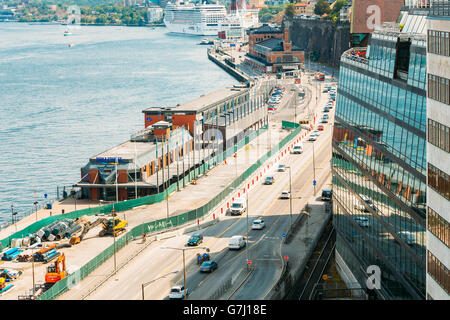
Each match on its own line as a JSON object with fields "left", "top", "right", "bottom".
{"left": 35, "top": 123, "right": 303, "bottom": 300}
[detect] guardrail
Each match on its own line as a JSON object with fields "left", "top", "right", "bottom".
{"left": 37, "top": 123, "right": 305, "bottom": 300}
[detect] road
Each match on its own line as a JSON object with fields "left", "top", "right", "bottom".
{"left": 78, "top": 73, "right": 336, "bottom": 300}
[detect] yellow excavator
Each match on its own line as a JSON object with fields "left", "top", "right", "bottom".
{"left": 98, "top": 217, "right": 128, "bottom": 237}
{"left": 70, "top": 216, "right": 128, "bottom": 245}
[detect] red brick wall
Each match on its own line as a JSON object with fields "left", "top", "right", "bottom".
{"left": 172, "top": 114, "right": 196, "bottom": 134}
{"left": 144, "top": 113, "right": 164, "bottom": 128}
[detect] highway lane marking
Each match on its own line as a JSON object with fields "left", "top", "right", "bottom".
{"left": 207, "top": 134, "right": 332, "bottom": 289}
{"left": 163, "top": 116, "right": 332, "bottom": 288}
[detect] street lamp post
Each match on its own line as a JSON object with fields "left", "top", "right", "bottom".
{"left": 141, "top": 270, "right": 178, "bottom": 300}
{"left": 312, "top": 141, "right": 317, "bottom": 196}
{"left": 245, "top": 192, "right": 250, "bottom": 270}
{"left": 161, "top": 246, "right": 209, "bottom": 300}
{"left": 11, "top": 205, "right": 17, "bottom": 233}
{"left": 286, "top": 166, "right": 293, "bottom": 228}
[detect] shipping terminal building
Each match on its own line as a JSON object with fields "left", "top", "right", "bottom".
{"left": 75, "top": 83, "right": 274, "bottom": 201}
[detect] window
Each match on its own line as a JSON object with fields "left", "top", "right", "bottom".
{"left": 427, "top": 250, "right": 450, "bottom": 294}
{"left": 428, "top": 163, "right": 450, "bottom": 201}
{"left": 428, "top": 207, "right": 450, "bottom": 247}
{"left": 428, "top": 30, "right": 450, "bottom": 56}
{"left": 428, "top": 73, "right": 450, "bottom": 105}
{"left": 428, "top": 119, "right": 450, "bottom": 153}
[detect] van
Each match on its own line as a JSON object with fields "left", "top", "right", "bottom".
{"left": 229, "top": 235, "right": 246, "bottom": 250}
{"left": 230, "top": 198, "right": 246, "bottom": 216}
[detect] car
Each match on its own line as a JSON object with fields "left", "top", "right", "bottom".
{"left": 317, "top": 125, "right": 324, "bottom": 131}
{"left": 323, "top": 106, "right": 329, "bottom": 113}
{"left": 321, "top": 117, "right": 329, "bottom": 123}
{"left": 322, "top": 88, "right": 329, "bottom": 93}
{"left": 229, "top": 235, "right": 246, "bottom": 249}
{"left": 355, "top": 216, "right": 369, "bottom": 228}
{"left": 278, "top": 164, "right": 286, "bottom": 172}
{"left": 268, "top": 106, "right": 277, "bottom": 112}
{"left": 323, "top": 113, "right": 329, "bottom": 119}
{"left": 251, "top": 219, "right": 265, "bottom": 230}
{"left": 230, "top": 198, "right": 246, "bottom": 215}
{"left": 308, "top": 134, "right": 318, "bottom": 141}
{"left": 313, "top": 129, "right": 321, "bottom": 136}
{"left": 292, "top": 145, "right": 303, "bottom": 154}
{"left": 354, "top": 195, "right": 377, "bottom": 212}
{"left": 398, "top": 231, "right": 416, "bottom": 245}
{"left": 187, "top": 234, "right": 203, "bottom": 246}
{"left": 321, "top": 188, "right": 332, "bottom": 201}
{"left": 264, "top": 176, "right": 275, "bottom": 185}
{"left": 169, "top": 285, "right": 189, "bottom": 299}
{"left": 280, "top": 191, "right": 290, "bottom": 199}
{"left": 199, "top": 261, "right": 218, "bottom": 272}
{"left": 290, "top": 87, "right": 296, "bottom": 91}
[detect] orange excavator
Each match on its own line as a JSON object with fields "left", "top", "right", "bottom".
{"left": 45, "top": 253, "right": 66, "bottom": 285}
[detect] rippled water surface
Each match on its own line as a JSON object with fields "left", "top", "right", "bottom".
{"left": 0, "top": 23, "right": 235, "bottom": 223}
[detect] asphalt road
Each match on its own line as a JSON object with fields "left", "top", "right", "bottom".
{"left": 82, "top": 75, "right": 336, "bottom": 300}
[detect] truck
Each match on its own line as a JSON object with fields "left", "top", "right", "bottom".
{"left": 230, "top": 198, "right": 246, "bottom": 216}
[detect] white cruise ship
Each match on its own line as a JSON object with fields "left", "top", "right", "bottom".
{"left": 164, "top": 1, "right": 227, "bottom": 36}
{"left": 218, "top": 9, "right": 259, "bottom": 40}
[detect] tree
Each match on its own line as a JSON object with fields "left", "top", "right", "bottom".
{"left": 285, "top": 3, "right": 295, "bottom": 19}
{"left": 314, "top": 0, "right": 331, "bottom": 16}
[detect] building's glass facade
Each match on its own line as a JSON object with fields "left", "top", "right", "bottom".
{"left": 332, "top": 20, "right": 427, "bottom": 298}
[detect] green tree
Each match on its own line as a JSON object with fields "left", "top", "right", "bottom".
{"left": 285, "top": 3, "right": 295, "bottom": 19}
{"left": 314, "top": 0, "right": 331, "bottom": 16}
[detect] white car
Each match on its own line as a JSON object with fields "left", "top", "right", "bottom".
{"left": 355, "top": 216, "right": 369, "bottom": 227}
{"left": 169, "top": 286, "right": 189, "bottom": 299}
{"left": 229, "top": 235, "right": 246, "bottom": 250}
{"left": 252, "top": 219, "right": 265, "bottom": 230}
{"left": 398, "top": 231, "right": 416, "bottom": 245}
{"left": 280, "top": 191, "right": 290, "bottom": 199}
{"left": 278, "top": 164, "right": 286, "bottom": 172}
{"left": 292, "top": 145, "right": 303, "bottom": 154}
{"left": 309, "top": 133, "right": 318, "bottom": 141}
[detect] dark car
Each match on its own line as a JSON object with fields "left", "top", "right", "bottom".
{"left": 187, "top": 234, "right": 203, "bottom": 246}
{"left": 200, "top": 261, "right": 218, "bottom": 273}
{"left": 321, "top": 188, "right": 332, "bottom": 201}
{"left": 264, "top": 176, "right": 275, "bottom": 185}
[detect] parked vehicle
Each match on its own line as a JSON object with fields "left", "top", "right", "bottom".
{"left": 264, "top": 176, "right": 275, "bottom": 185}
{"left": 354, "top": 195, "right": 377, "bottom": 212}
{"left": 230, "top": 198, "right": 246, "bottom": 216}
{"left": 199, "top": 261, "right": 218, "bottom": 272}
{"left": 355, "top": 216, "right": 369, "bottom": 228}
{"left": 398, "top": 231, "right": 416, "bottom": 245}
{"left": 229, "top": 235, "right": 246, "bottom": 250}
{"left": 251, "top": 219, "right": 265, "bottom": 230}
{"left": 323, "top": 106, "right": 329, "bottom": 113}
{"left": 321, "top": 188, "right": 332, "bottom": 201}
{"left": 169, "top": 286, "right": 189, "bottom": 299}
{"left": 187, "top": 234, "right": 203, "bottom": 246}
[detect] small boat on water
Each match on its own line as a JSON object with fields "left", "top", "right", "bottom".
{"left": 68, "top": 43, "right": 74, "bottom": 47}
{"left": 64, "top": 29, "right": 72, "bottom": 36}
{"left": 198, "top": 38, "right": 213, "bottom": 45}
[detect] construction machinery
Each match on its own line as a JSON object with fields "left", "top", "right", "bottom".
{"left": 98, "top": 217, "right": 128, "bottom": 237}
{"left": 44, "top": 253, "right": 66, "bottom": 286}
{"left": 69, "top": 217, "right": 105, "bottom": 245}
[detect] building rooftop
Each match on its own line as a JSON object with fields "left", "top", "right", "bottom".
{"left": 255, "top": 37, "right": 304, "bottom": 52}
{"left": 142, "top": 87, "right": 247, "bottom": 113}
{"left": 248, "top": 24, "right": 282, "bottom": 34}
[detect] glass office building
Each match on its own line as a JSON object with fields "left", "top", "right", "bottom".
{"left": 426, "top": 0, "right": 450, "bottom": 300}
{"left": 332, "top": 9, "right": 428, "bottom": 299}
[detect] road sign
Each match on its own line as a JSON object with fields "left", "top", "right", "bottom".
{"left": 282, "top": 233, "right": 286, "bottom": 238}
{"left": 44, "top": 194, "right": 47, "bottom": 199}
{"left": 284, "top": 256, "right": 289, "bottom": 261}
{"left": 322, "top": 274, "right": 328, "bottom": 281}
{"left": 247, "top": 260, "right": 252, "bottom": 265}
{"left": 313, "top": 180, "right": 317, "bottom": 186}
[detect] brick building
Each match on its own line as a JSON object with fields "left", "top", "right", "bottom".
{"left": 245, "top": 24, "right": 305, "bottom": 73}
